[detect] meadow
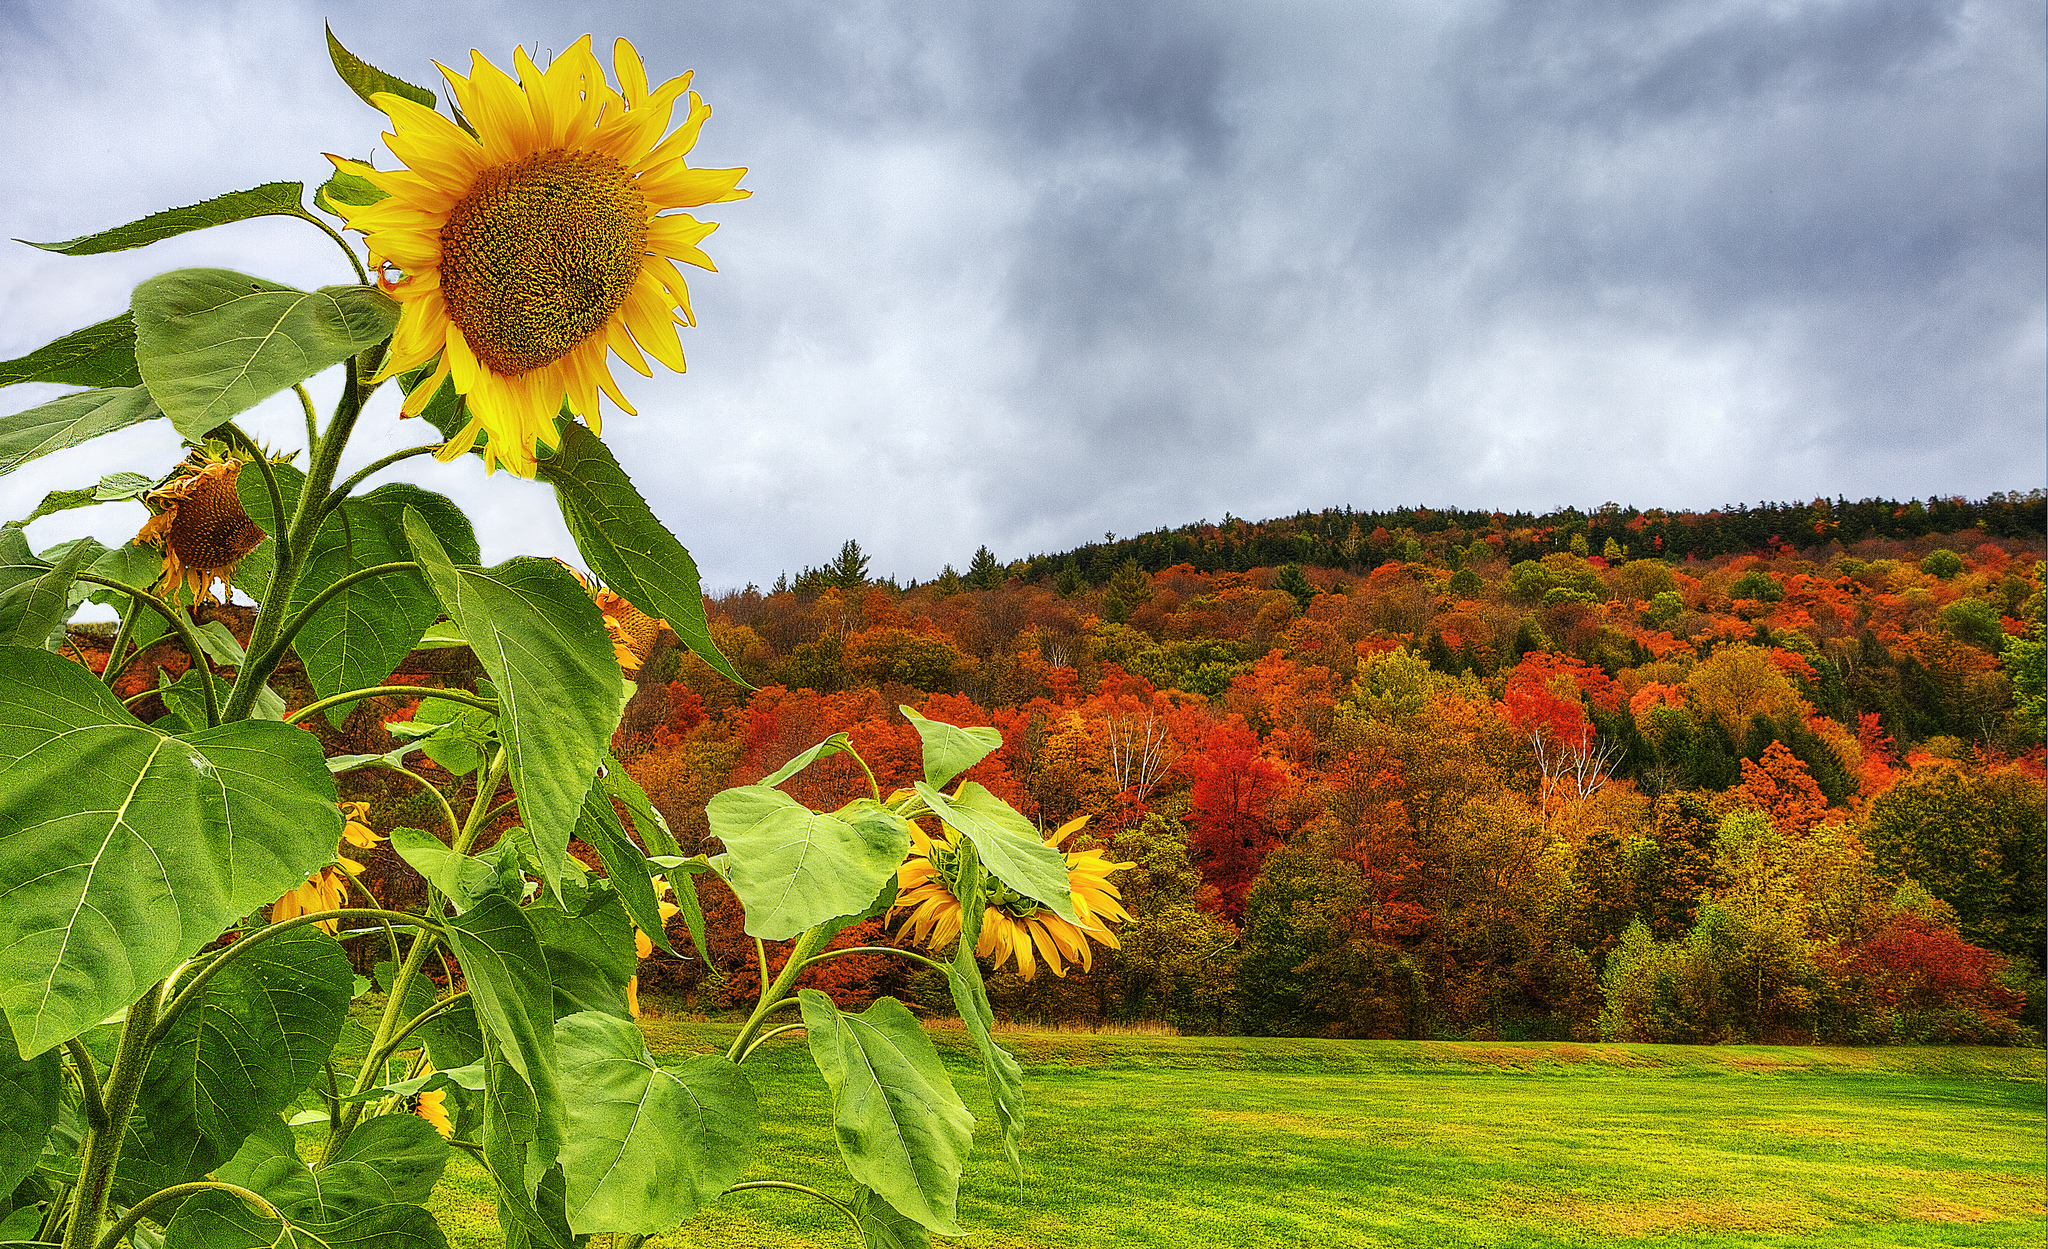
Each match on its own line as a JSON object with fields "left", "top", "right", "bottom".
{"left": 423, "top": 1020, "right": 2046, "bottom": 1248}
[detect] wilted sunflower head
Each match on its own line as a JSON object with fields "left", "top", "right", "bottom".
{"left": 892, "top": 814, "right": 1134, "bottom": 981}
{"left": 328, "top": 35, "right": 749, "bottom": 477}
{"left": 132, "top": 448, "right": 267, "bottom": 604}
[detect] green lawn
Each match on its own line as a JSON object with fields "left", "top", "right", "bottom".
{"left": 427, "top": 1022, "right": 2046, "bottom": 1248}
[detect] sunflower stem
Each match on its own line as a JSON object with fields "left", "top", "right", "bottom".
{"left": 320, "top": 444, "right": 442, "bottom": 523}
{"left": 720, "top": 1181, "right": 865, "bottom": 1242}
{"left": 728, "top": 927, "right": 828, "bottom": 1063}
{"left": 62, "top": 1039, "right": 108, "bottom": 1136}
{"left": 226, "top": 360, "right": 369, "bottom": 722}
{"left": 293, "top": 207, "right": 371, "bottom": 287}
{"left": 99, "top": 594, "right": 138, "bottom": 687}
{"left": 283, "top": 681, "right": 492, "bottom": 726}
{"left": 221, "top": 421, "right": 288, "bottom": 574}
{"left": 71, "top": 573, "right": 217, "bottom": 726}
{"left": 60, "top": 983, "right": 160, "bottom": 1249}
{"left": 296, "top": 383, "right": 320, "bottom": 452}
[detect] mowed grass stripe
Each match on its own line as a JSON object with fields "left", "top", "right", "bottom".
{"left": 417, "top": 1022, "right": 2044, "bottom": 1248}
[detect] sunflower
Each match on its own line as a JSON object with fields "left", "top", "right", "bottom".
{"left": 410, "top": 1087, "right": 454, "bottom": 1139}
{"left": 892, "top": 815, "right": 1133, "bottom": 980}
{"left": 271, "top": 802, "right": 387, "bottom": 932}
{"left": 566, "top": 564, "right": 665, "bottom": 676}
{"left": 132, "top": 447, "right": 267, "bottom": 604}
{"left": 327, "top": 36, "right": 748, "bottom": 477}
{"left": 626, "top": 879, "right": 683, "bottom": 1018}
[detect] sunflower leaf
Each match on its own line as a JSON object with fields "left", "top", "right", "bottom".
{"left": 447, "top": 896, "right": 564, "bottom": 1200}
{"left": 911, "top": 782, "right": 1078, "bottom": 923}
{"left": 0, "top": 312, "right": 142, "bottom": 388}
{"left": 326, "top": 25, "right": 436, "bottom": 112}
{"left": 0, "top": 530, "right": 94, "bottom": 648}
{"left": 556, "top": 1012, "right": 758, "bottom": 1234}
{"left": 536, "top": 419, "right": 748, "bottom": 689}
{"left": 19, "top": 182, "right": 312, "bottom": 256}
{"left": 574, "top": 785, "right": 671, "bottom": 956}
{"left": 898, "top": 706, "right": 999, "bottom": 790}
{"left": 0, "top": 1013, "right": 60, "bottom": 1201}
{"left": 0, "top": 385, "right": 162, "bottom": 477}
{"left": 132, "top": 269, "right": 398, "bottom": 440}
{"left": 757, "top": 732, "right": 855, "bottom": 788}
{"left": 706, "top": 788, "right": 912, "bottom": 941}
{"left": 161, "top": 1189, "right": 453, "bottom": 1249}
{"left": 315, "top": 161, "right": 390, "bottom": 218}
{"left": 121, "top": 926, "right": 351, "bottom": 1194}
{"left": 799, "top": 992, "right": 971, "bottom": 1237}
{"left": 403, "top": 509, "right": 624, "bottom": 903}
{"left": 0, "top": 647, "right": 340, "bottom": 1058}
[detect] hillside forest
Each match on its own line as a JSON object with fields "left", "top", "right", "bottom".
{"left": 79, "top": 493, "right": 2047, "bottom": 1045}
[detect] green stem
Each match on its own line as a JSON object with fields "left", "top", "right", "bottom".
{"left": 71, "top": 574, "right": 215, "bottom": 726}
{"left": 321, "top": 444, "right": 442, "bottom": 523}
{"left": 99, "top": 595, "right": 138, "bottom": 688}
{"left": 738, "top": 1021, "right": 808, "bottom": 1062}
{"left": 225, "top": 354, "right": 371, "bottom": 723}
{"left": 255, "top": 559, "right": 422, "bottom": 703}
{"left": 62, "top": 984, "right": 161, "bottom": 1249}
{"left": 92, "top": 1181, "right": 277, "bottom": 1249}
{"left": 361, "top": 990, "right": 471, "bottom": 1077}
{"left": 721, "top": 1181, "right": 864, "bottom": 1241}
{"left": 62, "top": 1039, "right": 107, "bottom": 1135}
{"left": 295, "top": 210, "right": 371, "bottom": 286}
{"left": 148, "top": 910, "right": 429, "bottom": 1049}
{"left": 802, "top": 945, "right": 954, "bottom": 978}
{"left": 222, "top": 422, "right": 287, "bottom": 573}
{"left": 296, "top": 383, "right": 320, "bottom": 450}
{"left": 325, "top": 749, "right": 501, "bottom": 1163}
{"left": 283, "top": 679, "right": 489, "bottom": 727}
{"left": 727, "top": 926, "right": 829, "bottom": 1063}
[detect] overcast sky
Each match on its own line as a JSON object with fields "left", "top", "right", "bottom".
{"left": 2, "top": 0, "right": 2042, "bottom": 590}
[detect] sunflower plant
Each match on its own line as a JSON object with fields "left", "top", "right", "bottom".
{"left": 0, "top": 29, "right": 1110, "bottom": 1249}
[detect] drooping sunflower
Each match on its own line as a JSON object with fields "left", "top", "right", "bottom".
{"left": 328, "top": 36, "right": 749, "bottom": 477}
{"left": 132, "top": 447, "right": 268, "bottom": 604}
{"left": 892, "top": 815, "right": 1134, "bottom": 980}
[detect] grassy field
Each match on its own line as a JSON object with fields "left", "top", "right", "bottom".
{"left": 419, "top": 1020, "right": 2046, "bottom": 1249}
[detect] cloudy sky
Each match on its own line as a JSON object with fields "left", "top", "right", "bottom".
{"left": 2, "top": 0, "right": 2041, "bottom": 590}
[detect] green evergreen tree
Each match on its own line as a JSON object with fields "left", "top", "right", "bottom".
{"left": 967, "top": 544, "right": 1003, "bottom": 591}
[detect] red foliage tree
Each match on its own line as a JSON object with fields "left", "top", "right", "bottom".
{"left": 1187, "top": 720, "right": 1288, "bottom": 922}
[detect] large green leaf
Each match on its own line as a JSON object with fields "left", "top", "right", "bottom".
{"left": 575, "top": 786, "right": 670, "bottom": 955}
{"left": 388, "top": 827, "right": 497, "bottom": 913}
{"left": 707, "top": 789, "right": 913, "bottom": 940}
{"left": 555, "top": 1011, "right": 758, "bottom": 1234}
{"left": 0, "top": 385, "right": 161, "bottom": 477}
{"left": 124, "top": 926, "right": 351, "bottom": 1191}
{"left": 329, "top": 1113, "right": 451, "bottom": 1207}
{"left": 22, "top": 183, "right": 315, "bottom": 257}
{"left": 799, "top": 992, "right": 972, "bottom": 1236}
{"left": 132, "top": 269, "right": 397, "bottom": 439}
{"left": 0, "top": 530, "right": 93, "bottom": 649}
{"left": 912, "top": 782, "right": 1076, "bottom": 923}
{"left": 536, "top": 419, "right": 746, "bottom": 687}
{"left": 0, "top": 647, "right": 340, "bottom": 1058}
{"left": 899, "top": 707, "right": 999, "bottom": 790}
{"left": 405, "top": 511, "right": 623, "bottom": 899}
{"left": 162, "top": 1191, "right": 450, "bottom": 1249}
{"left": 446, "top": 897, "right": 562, "bottom": 1202}
{"left": 0, "top": 1013, "right": 58, "bottom": 1199}
{"left": 528, "top": 892, "right": 636, "bottom": 1022}
{"left": 0, "top": 313, "right": 141, "bottom": 388}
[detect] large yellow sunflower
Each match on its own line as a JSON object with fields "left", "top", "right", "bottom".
{"left": 329, "top": 36, "right": 749, "bottom": 477}
{"left": 893, "top": 815, "right": 1133, "bottom": 980}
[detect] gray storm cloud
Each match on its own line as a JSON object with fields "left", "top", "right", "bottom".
{"left": 2, "top": 0, "right": 2039, "bottom": 589}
